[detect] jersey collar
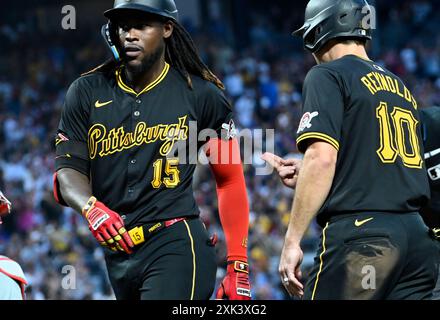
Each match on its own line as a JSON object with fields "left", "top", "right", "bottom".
{"left": 116, "top": 62, "right": 170, "bottom": 97}
{"left": 346, "top": 54, "right": 373, "bottom": 62}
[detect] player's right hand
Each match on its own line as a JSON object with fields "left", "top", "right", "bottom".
{"left": 261, "top": 152, "right": 302, "bottom": 189}
{"left": 82, "top": 196, "right": 134, "bottom": 254}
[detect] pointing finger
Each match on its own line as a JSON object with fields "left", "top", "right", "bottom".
{"left": 261, "top": 152, "right": 283, "bottom": 169}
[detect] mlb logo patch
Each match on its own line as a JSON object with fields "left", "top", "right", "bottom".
{"left": 297, "top": 111, "right": 319, "bottom": 134}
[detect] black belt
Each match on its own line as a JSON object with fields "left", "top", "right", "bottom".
{"left": 128, "top": 217, "right": 187, "bottom": 246}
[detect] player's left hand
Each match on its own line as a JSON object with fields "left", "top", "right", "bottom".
{"left": 216, "top": 261, "right": 251, "bottom": 300}
{"left": 0, "top": 191, "right": 12, "bottom": 224}
{"left": 279, "top": 242, "right": 304, "bottom": 298}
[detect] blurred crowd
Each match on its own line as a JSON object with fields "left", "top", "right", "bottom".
{"left": 0, "top": 0, "right": 439, "bottom": 299}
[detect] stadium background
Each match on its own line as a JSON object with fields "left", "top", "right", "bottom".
{"left": 0, "top": 0, "right": 438, "bottom": 299}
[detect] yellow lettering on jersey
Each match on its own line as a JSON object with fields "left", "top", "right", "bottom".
{"left": 411, "top": 95, "right": 418, "bottom": 110}
{"left": 367, "top": 73, "right": 382, "bottom": 92}
{"left": 404, "top": 86, "right": 412, "bottom": 103}
{"left": 371, "top": 72, "right": 383, "bottom": 91}
{"left": 361, "top": 76, "right": 377, "bottom": 95}
{"left": 360, "top": 72, "right": 418, "bottom": 110}
{"left": 394, "top": 79, "right": 404, "bottom": 98}
{"left": 88, "top": 124, "right": 106, "bottom": 159}
{"left": 88, "top": 115, "right": 189, "bottom": 159}
{"left": 376, "top": 72, "right": 390, "bottom": 91}
{"left": 385, "top": 76, "right": 396, "bottom": 93}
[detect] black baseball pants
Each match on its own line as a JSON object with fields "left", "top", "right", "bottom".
{"left": 304, "top": 212, "right": 440, "bottom": 300}
{"left": 104, "top": 217, "right": 217, "bottom": 300}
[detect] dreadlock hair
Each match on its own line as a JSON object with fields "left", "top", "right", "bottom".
{"left": 82, "top": 19, "right": 225, "bottom": 91}
{"left": 165, "top": 21, "right": 225, "bottom": 90}
{"left": 81, "top": 58, "right": 120, "bottom": 77}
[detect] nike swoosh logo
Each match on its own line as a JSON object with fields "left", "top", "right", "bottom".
{"left": 355, "top": 217, "right": 374, "bottom": 227}
{"left": 95, "top": 100, "right": 113, "bottom": 108}
{"left": 55, "top": 154, "right": 71, "bottom": 159}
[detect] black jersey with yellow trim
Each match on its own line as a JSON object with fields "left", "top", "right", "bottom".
{"left": 296, "top": 55, "right": 430, "bottom": 226}
{"left": 55, "top": 63, "right": 233, "bottom": 227}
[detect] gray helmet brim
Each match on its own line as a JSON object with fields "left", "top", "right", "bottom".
{"left": 292, "top": 24, "right": 306, "bottom": 37}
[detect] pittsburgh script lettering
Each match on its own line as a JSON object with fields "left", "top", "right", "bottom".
{"left": 88, "top": 116, "right": 188, "bottom": 158}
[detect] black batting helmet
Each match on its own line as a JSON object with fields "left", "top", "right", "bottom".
{"left": 104, "top": 0, "right": 178, "bottom": 22}
{"left": 292, "top": 0, "right": 373, "bottom": 53}
{"left": 101, "top": 0, "right": 178, "bottom": 61}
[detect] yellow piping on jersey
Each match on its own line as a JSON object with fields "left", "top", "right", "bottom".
{"left": 296, "top": 132, "right": 340, "bottom": 152}
{"left": 116, "top": 62, "right": 170, "bottom": 97}
{"left": 183, "top": 220, "right": 196, "bottom": 300}
{"left": 311, "top": 222, "right": 329, "bottom": 300}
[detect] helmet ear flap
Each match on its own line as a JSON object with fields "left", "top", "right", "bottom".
{"left": 304, "top": 23, "right": 324, "bottom": 51}
{"left": 101, "top": 22, "right": 121, "bottom": 61}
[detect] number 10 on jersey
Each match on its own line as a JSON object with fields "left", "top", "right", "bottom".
{"left": 376, "top": 102, "right": 423, "bottom": 169}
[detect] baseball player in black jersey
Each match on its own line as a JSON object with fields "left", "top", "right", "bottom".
{"left": 262, "top": 0, "right": 439, "bottom": 299}
{"left": 420, "top": 107, "right": 440, "bottom": 229}
{"left": 420, "top": 106, "right": 440, "bottom": 299}
{"left": 53, "top": 0, "right": 251, "bottom": 300}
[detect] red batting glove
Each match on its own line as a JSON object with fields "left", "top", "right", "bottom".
{"left": 216, "top": 261, "right": 251, "bottom": 300}
{"left": 82, "top": 196, "right": 134, "bottom": 254}
{"left": 0, "top": 191, "right": 12, "bottom": 224}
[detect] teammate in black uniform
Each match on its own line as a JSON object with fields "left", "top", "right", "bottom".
{"left": 263, "top": 106, "right": 440, "bottom": 300}
{"left": 53, "top": 0, "right": 251, "bottom": 300}
{"left": 420, "top": 107, "right": 440, "bottom": 229}
{"left": 265, "top": 0, "right": 439, "bottom": 299}
{"left": 420, "top": 106, "right": 440, "bottom": 299}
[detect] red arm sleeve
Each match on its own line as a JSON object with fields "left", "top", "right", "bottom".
{"left": 206, "top": 138, "right": 249, "bottom": 262}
